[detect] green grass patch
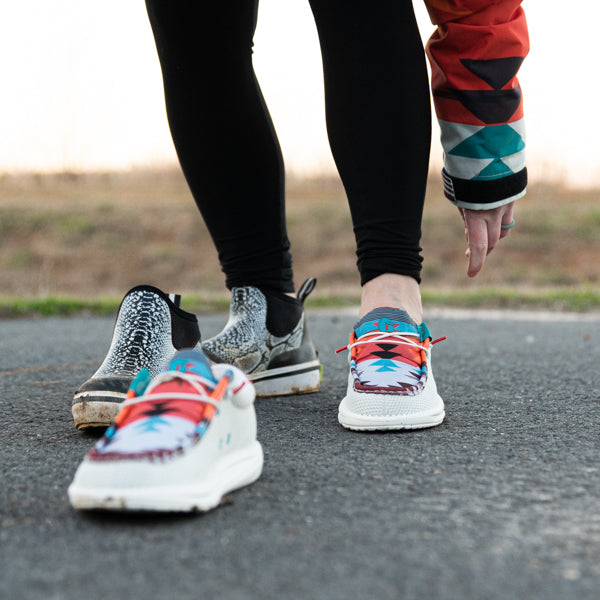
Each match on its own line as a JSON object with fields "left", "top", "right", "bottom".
{"left": 0, "top": 296, "right": 120, "bottom": 318}
{"left": 0, "top": 294, "right": 232, "bottom": 319}
{"left": 0, "top": 287, "right": 599, "bottom": 319}
{"left": 305, "top": 287, "right": 600, "bottom": 313}
{"left": 421, "top": 287, "right": 600, "bottom": 312}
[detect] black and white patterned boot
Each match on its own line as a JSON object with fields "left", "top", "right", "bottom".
{"left": 72, "top": 285, "right": 201, "bottom": 430}
{"left": 202, "top": 278, "right": 321, "bottom": 397}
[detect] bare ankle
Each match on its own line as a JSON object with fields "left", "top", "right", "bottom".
{"left": 359, "top": 274, "right": 423, "bottom": 323}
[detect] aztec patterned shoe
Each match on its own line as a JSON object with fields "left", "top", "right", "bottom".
{"left": 337, "top": 308, "right": 445, "bottom": 431}
{"left": 68, "top": 348, "right": 263, "bottom": 512}
{"left": 72, "top": 285, "right": 201, "bottom": 430}
{"left": 202, "top": 278, "right": 321, "bottom": 397}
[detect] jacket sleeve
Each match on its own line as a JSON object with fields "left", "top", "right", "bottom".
{"left": 424, "top": 0, "right": 529, "bottom": 209}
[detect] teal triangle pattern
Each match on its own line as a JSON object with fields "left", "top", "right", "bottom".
{"left": 448, "top": 124, "right": 525, "bottom": 159}
{"left": 135, "top": 416, "right": 169, "bottom": 433}
{"left": 372, "top": 359, "right": 398, "bottom": 373}
{"left": 473, "top": 159, "right": 512, "bottom": 180}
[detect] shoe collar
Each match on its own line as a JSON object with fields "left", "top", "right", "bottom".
{"left": 355, "top": 318, "right": 431, "bottom": 342}
{"left": 164, "top": 349, "right": 216, "bottom": 383}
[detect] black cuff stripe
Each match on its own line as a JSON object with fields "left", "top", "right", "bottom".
{"left": 443, "top": 168, "right": 527, "bottom": 205}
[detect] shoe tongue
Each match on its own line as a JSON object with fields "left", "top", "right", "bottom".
{"left": 354, "top": 308, "right": 419, "bottom": 339}
{"left": 163, "top": 349, "right": 216, "bottom": 383}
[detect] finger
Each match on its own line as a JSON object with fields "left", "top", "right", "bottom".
{"left": 499, "top": 204, "right": 515, "bottom": 240}
{"left": 486, "top": 216, "right": 502, "bottom": 254}
{"left": 457, "top": 207, "right": 469, "bottom": 243}
{"left": 465, "top": 216, "right": 489, "bottom": 277}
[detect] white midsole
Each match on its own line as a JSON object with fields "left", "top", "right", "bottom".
{"left": 338, "top": 362, "right": 445, "bottom": 431}
{"left": 338, "top": 405, "right": 445, "bottom": 430}
{"left": 251, "top": 360, "right": 322, "bottom": 397}
{"left": 73, "top": 390, "right": 126, "bottom": 401}
{"left": 250, "top": 359, "right": 321, "bottom": 382}
{"left": 68, "top": 441, "right": 263, "bottom": 512}
{"left": 72, "top": 400, "right": 122, "bottom": 429}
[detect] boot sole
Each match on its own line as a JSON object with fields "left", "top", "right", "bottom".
{"left": 72, "top": 392, "right": 124, "bottom": 429}
{"left": 250, "top": 359, "right": 322, "bottom": 397}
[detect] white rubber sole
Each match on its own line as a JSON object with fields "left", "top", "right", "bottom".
{"left": 68, "top": 441, "right": 264, "bottom": 512}
{"left": 338, "top": 405, "right": 445, "bottom": 431}
{"left": 338, "top": 354, "right": 445, "bottom": 431}
{"left": 72, "top": 394, "right": 124, "bottom": 429}
{"left": 251, "top": 359, "right": 322, "bottom": 397}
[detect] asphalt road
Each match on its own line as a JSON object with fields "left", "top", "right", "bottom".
{"left": 1, "top": 309, "right": 599, "bottom": 600}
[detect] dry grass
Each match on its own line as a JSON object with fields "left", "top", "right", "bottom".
{"left": 0, "top": 168, "right": 598, "bottom": 306}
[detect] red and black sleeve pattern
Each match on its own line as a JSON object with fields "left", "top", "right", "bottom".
{"left": 424, "top": 0, "right": 529, "bottom": 209}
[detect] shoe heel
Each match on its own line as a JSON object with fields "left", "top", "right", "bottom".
{"left": 251, "top": 360, "right": 322, "bottom": 397}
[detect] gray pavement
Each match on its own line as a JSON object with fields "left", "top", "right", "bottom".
{"left": 1, "top": 309, "right": 599, "bottom": 600}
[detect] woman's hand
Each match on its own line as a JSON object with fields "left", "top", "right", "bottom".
{"left": 459, "top": 202, "right": 515, "bottom": 277}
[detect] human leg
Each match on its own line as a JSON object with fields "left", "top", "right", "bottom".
{"left": 308, "top": 0, "right": 431, "bottom": 307}
{"left": 145, "top": 1, "right": 321, "bottom": 393}
{"left": 360, "top": 273, "right": 423, "bottom": 323}
{"left": 309, "top": 0, "right": 443, "bottom": 429}
{"left": 145, "top": 0, "right": 293, "bottom": 292}
{"left": 147, "top": 0, "right": 321, "bottom": 393}
{"left": 73, "top": 1, "right": 320, "bottom": 429}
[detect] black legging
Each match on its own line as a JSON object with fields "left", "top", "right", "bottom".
{"left": 145, "top": 0, "right": 431, "bottom": 293}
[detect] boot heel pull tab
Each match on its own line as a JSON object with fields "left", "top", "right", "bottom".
{"left": 297, "top": 278, "right": 317, "bottom": 304}
{"left": 168, "top": 293, "right": 181, "bottom": 307}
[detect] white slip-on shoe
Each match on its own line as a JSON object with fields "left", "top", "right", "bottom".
{"left": 68, "top": 348, "right": 262, "bottom": 512}
{"left": 337, "top": 308, "right": 445, "bottom": 431}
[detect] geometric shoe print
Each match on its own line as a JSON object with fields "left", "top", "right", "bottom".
{"left": 342, "top": 310, "right": 433, "bottom": 394}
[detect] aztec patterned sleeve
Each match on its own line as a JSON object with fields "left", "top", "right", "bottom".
{"left": 424, "top": 0, "right": 529, "bottom": 209}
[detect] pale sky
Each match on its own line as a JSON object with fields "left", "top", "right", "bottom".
{"left": 1, "top": 1, "right": 598, "bottom": 187}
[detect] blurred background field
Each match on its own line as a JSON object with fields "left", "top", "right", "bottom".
{"left": 0, "top": 169, "right": 598, "bottom": 316}
{"left": 2, "top": 3, "right": 599, "bottom": 316}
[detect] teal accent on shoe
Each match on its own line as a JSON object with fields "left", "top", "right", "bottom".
{"left": 166, "top": 349, "right": 216, "bottom": 382}
{"left": 417, "top": 322, "right": 432, "bottom": 341}
{"left": 134, "top": 416, "right": 169, "bottom": 433}
{"left": 104, "top": 426, "right": 117, "bottom": 440}
{"left": 128, "top": 368, "right": 153, "bottom": 397}
{"left": 196, "top": 420, "right": 209, "bottom": 436}
{"left": 355, "top": 317, "right": 419, "bottom": 339}
{"left": 372, "top": 359, "right": 399, "bottom": 372}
